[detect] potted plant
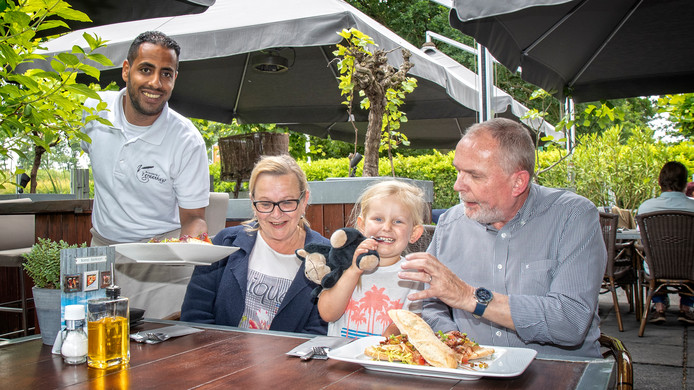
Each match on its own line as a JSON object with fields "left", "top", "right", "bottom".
{"left": 23, "top": 238, "right": 86, "bottom": 345}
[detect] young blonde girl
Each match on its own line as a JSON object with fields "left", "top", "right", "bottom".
{"left": 318, "top": 180, "right": 426, "bottom": 338}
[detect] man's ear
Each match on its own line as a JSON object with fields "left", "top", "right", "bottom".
{"left": 511, "top": 171, "right": 531, "bottom": 197}
{"left": 121, "top": 60, "right": 130, "bottom": 83}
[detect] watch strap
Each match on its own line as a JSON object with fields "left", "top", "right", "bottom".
{"left": 473, "top": 301, "right": 488, "bottom": 317}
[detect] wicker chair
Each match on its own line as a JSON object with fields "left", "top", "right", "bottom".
{"left": 599, "top": 212, "right": 639, "bottom": 332}
{"left": 637, "top": 210, "right": 694, "bottom": 337}
{"left": 600, "top": 333, "right": 634, "bottom": 390}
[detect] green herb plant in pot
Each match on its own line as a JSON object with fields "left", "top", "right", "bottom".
{"left": 22, "top": 238, "right": 86, "bottom": 345}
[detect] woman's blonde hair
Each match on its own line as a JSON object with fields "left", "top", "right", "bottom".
{"left": 242, "top": 154, "right": 310, "bottom": 231}
{"left": 350, "top": 180, "right": 425, "bottom": 228}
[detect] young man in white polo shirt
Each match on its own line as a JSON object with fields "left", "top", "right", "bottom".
{"left": 81, "top": 31, "right": 210, "bottom": 318}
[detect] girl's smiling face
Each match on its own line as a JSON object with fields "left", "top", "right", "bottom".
{"left": 357, "top": 194, "right": 422, "bottom": 266}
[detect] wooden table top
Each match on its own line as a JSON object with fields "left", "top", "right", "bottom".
{"left": 0, "top": 320, "right": 614, "bottom": 389}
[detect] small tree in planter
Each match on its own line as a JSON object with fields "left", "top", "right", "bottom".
{"left": 334, "top": 28, "right": 417, "bottom": 176}
{"left": 23, "top": 238, "right": 86, "bottom": 344}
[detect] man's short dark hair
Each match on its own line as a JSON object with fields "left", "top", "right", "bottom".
{"left": 658, "top": 161, "right": 688, "bottom": 192}
{"left": 126, "top": 31, "right": 181, "bottom": 68}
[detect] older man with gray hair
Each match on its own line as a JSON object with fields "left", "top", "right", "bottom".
{"left": 401, "top": 118, "right": 606, "bottom": 358}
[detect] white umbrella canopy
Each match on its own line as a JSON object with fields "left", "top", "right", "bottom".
{"left": 449, "top": 0, "right": 694, "bottom": 103}
{"left": 287, "top": 45, "right": 561, "bottom": 149}
{"left": 25, "top": 0, "right": 552, "bottom": 148}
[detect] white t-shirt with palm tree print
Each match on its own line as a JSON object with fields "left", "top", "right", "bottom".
{"left": 327, "top": 257, "right": 423, "bottom": 338}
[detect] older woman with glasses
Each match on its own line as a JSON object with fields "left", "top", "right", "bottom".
{"left": 181, "top": 155, "right": 329, "bottom": 334}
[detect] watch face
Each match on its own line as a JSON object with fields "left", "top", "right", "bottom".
{"left": 475, "top": 288, "right": 493, "bottom": 303}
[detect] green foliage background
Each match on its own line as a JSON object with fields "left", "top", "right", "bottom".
{"left": 9, "top": 130, "right": 694, "bottom": 212}
{"left": 298, "top": 151, "right": 458, "bottom": 209}
{"left": 209, "top": 129, "right": 694, "bottom": 211}
{"left": 536, "top": 127, "right": 693, "bottom": 210}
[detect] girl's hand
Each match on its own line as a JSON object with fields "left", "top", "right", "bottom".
{"left": 351, "top": 238, "right": 378, "bottom": 270}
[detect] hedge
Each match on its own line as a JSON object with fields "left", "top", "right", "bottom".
{"left": 211, "top": 127, "right": 694, "bottom": 211}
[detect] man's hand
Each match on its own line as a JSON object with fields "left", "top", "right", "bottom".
{"left": 179, "top": 207, "right": 207, "bottom": 238}
{"left": 399, "top": 252, "right": 515, "bottom": 330}
{"left": 399, "top": 252, "right": 475, "bottom": 311}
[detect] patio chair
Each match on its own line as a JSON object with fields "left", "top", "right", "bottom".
{"left": 599, "top": 333, "right": 633, "bottom": 390}
{"left": 599, "top": 212, "right": 639, "bottom": 332}
{"left": 160, "top": 192, "right": 229, "bottom": 321}
{"left": 637, "top": 210, "right": 694, "bottom": 337}
{"left": 205, "top": 192, "right": 230, "bottom": 237}
{"left": 0, "top": 207, "right": 36, "bottom": 338}
{"left": 611, "top": 206, "right": 637, "bottom": 230}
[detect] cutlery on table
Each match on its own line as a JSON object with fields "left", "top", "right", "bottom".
{"left": 301, "top": 346, "right": 328, "bottom": 361}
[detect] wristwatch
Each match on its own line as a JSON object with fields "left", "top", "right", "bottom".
{"left": 473, "top": 287, "right": 493, "bottom": 318}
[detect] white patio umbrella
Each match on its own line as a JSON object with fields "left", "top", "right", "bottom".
{"left": 288, "top": 44, "right": 561, "bottom": 149}
{"left": 24, "top": 0, "right": 554, "bottom": 148}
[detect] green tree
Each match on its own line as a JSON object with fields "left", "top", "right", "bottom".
{"left": 657, "top": 93, "right": 694, "bottom": 140}
{"left": 333, "top": 28, "right": 417, "bottom": 176}
{"left": 0, "top": 0, "right": 112, "bottom": 191}
{"left": 536, "top": 126, "right": 680, "bottom": 210}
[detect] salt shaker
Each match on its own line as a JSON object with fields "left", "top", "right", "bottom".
{"left": 61, "top": 304, "right": 88, "bottom": 365}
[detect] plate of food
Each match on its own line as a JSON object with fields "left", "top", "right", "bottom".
{"left": 112, "top": 239, "right": 238, "bottom": 265}
{"left": 327, "top": 310, "right": 537, "bottom": 381}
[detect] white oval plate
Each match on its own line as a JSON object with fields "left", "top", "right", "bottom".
{"left": 112, "top": 242, "right": 238, "bottom": 265}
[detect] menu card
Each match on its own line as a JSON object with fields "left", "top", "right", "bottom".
{"left": 52, "top": 246, "right": 115, "bottom": 352}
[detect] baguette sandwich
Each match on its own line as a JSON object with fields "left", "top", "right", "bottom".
{"left": 364, "top": 310, "right": 495, "bottom": 368}
{"left": 365, "top": 309, "right": 458, "bottom": 368}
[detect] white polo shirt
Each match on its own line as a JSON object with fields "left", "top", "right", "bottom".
{"left": 82, "top": 89, "right": 209, "bottom": 242}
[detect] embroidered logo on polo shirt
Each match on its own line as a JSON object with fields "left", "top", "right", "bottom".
{"left": 136, "top": 164, "right": 167, "bottom": 184}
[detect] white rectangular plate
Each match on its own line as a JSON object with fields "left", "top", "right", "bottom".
{"left": 327, "top": 336, "right": 537, "bottom": 381}
{"left": 112, "top": 243, "right": 238, "bottom": 265}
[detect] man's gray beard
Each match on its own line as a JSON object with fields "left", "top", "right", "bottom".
{"left": 462, "top": 201, "right": 504, "bottom": 225}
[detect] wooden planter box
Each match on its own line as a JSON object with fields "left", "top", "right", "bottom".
{"left": 218, "top": 132, "right": 289, "bottom": 198}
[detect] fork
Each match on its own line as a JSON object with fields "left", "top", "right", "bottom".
{"left": 300, "top": 346, "right": 327, "bottom": 361}
{"left": 312, "top": 346, "right": 330, "bottom": 360}
{"left": 144, "top": 332, "right": 171, "bottom": 344}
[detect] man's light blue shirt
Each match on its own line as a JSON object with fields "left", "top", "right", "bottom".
{"left": 423, "top": 184, "right": 606, "bottom": 358}
{"left": 637, "top": 191, "right": 694, "bottom": 215}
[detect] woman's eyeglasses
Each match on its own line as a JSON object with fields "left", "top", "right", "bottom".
{"left": 253, "top": 195, "right": 303, "bottom": 213}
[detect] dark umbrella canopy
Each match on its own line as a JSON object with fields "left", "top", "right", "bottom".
{"left": 39, "top": 0, "right": 214, "bottom": 36}
{"left": 450, "top": 0, "right": 694, "bottom": 102}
